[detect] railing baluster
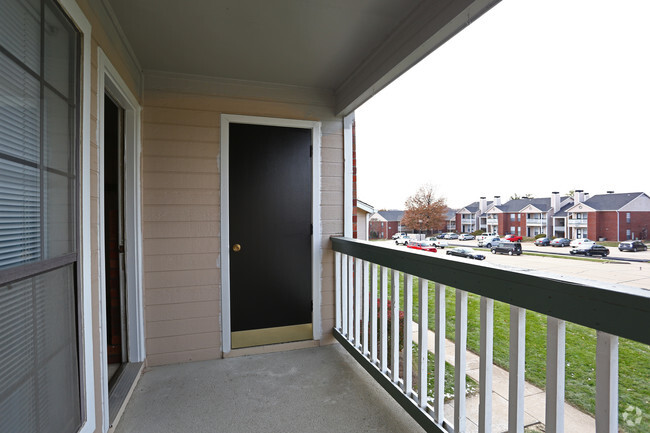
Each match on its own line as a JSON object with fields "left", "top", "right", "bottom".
{"left": 433, "top": 283, "right": 446, "bottom": 424}
{"left": 362, "top": 260, "right": 370, "bottom": 355}
{"left": 479, "top": 296, "right": 494, "bottom": 433}
{"left": 391, "top": 269, "right": 400, "bottom": 383}
{"left": 418, "top": 277, "right": 428, "bottom": 410}
{"left": 371, "top": 264, "right": 378, "bottom": 364}
{"left": 380, "top": 266, "right": 388, "bottom": 374}
{"left": 546, "top": 316, "right": 566, "bottom": 433}
{"left": 355, "top": 258, "right": 362, "bottom": 348}
{"left": 403, "top": 274, "right": 413, "bottom": 394}
{"left": 455, "top": 289, "right": 468, "bottom": 433}
{"left": 334, "top": 251, "right": 341, "bottom": 331}
{"left": 596, "top": 331, "right": 618, "bottom": 433}
{"left": 341, "top": 254, "right": 348, "bottom": 337}
{"left": 348, "top": 256, "right": 354, "bottom": 340}
{"left": 509, "top": 305, "right": 526, "bottom": 433}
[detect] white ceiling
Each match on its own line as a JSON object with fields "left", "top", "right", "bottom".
{"left": 104, "top": 0, "right": 500, "bottom": 114}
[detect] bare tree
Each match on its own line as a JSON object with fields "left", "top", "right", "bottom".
{"left": 402, "top": 184, "right": 448, "bottom": 234}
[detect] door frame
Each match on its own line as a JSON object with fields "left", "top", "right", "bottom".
{"left": 220, "top": 114, "right": 322, "bottom": 354}
{"left": 97, "top": 48, "right": 145, "bottom": 432}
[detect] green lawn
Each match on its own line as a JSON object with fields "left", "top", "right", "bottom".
{"left": 385, "top": 272, "right": 650, "bottom": 432}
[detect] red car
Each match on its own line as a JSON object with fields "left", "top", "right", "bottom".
{"left": 407, "top": 242, "right": 437, "bottom": 253}
{"left": 504, "top": 234, "right": 523, "bottom": 242}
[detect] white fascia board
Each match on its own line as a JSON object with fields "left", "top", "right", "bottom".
{"left": 520, "top": 204, "right": 543, "bottom": 213}
{"left": 335, "top": 0, "right": 502, "bottom": 116}
{"left": 356, "top": 200, "right": 375, "bottom": 214}
{"left": 566, "top": 203, "right": 597, "bottom": 213}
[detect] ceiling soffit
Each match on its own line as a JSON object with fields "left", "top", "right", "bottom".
{"left": 103, "top": 0, "right": 501, "bottom": 115}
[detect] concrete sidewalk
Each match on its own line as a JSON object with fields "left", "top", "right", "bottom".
{"left": 412, "top": 327, "right": 595, "bottom": 433}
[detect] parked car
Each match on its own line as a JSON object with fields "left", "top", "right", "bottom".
{"left": 392, "top": 232, "right": 407, "bottom": 240}
{"left": 458, "top": 234, "right": 475, "bottom": 241}
{"left": 446, "top": 233, "right": 459, "bottom": 240}
{"left": 395, "top": 235, "right": 410, "bottom": 245}
{"left": 491, "top": 242, "right": 522, "bottom": 255}
{"left": 476, "top": 232, "right": 498, "bottom": 244}
{"left": 477, "top": 236, "right": 501, "bottom": 248}
{"left": 618, "top": 240, "right": 648, "bottom": 252}
{"left": 504, "top": 234, "right": 523, "bottom": 242}
{"left": 570, "top": 238, "right": 595, "bottom": 248}
{"left": 407, "top": 242, "right": 437, "bottom": 253}
{"left": 425, "top": 236, "right": 448, "bottom": 248}
{"left": 534, "top": 237, "right": 551, "bottom": 246}
{"left": 446, "top": 247, "right": 485, "bottom": 260}
{"left": 569, "top": 244, "right": 610, "bottom": 257}
{"left": 550, "top": 237, "right": 571, "bottom": 247}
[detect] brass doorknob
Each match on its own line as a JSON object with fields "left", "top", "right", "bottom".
{"left": 232, "top": 244, "right": 241, "bottom": 252}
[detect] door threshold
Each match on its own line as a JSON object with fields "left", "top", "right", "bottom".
{"left": 231, "top": 323, "right": 313, "bottom": 349}
{"left": 225, "top": 339, "right": 320, "bottom": 359}
{"left": 108, "top": 361, "right": 143, "bottom": 428}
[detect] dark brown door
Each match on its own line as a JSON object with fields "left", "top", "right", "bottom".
{"left": 229, "top": 123, "right": 312, "bottom": 348}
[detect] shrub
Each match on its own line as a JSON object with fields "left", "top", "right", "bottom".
{"left": 534, "top": 233, "right": 547, "bottom": 239}
{"left": 471, "top": 229, "right": 484, "bottom": 236}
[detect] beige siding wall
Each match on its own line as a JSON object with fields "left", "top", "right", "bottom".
{"left": 142, "top": 90, "right": 344, "bottom": 366}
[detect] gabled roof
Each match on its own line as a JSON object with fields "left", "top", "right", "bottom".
{"left": 378, "top": 210, "right": 404, "bottom": 222}
{"left": 553, "top": 202, "right": 574, "bottom": 217}
{"left": 459, "top": 201, "right": 493, "bottom": 214}
{"left": 495, "top": 198, "right": 552, "bottom": 213}
{"left": 580, "top": 192, "right": 647, "bottom": 211}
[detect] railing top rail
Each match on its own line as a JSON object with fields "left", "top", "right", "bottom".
{"left": 331, "top": 236, "right": 650, "bottom": 346}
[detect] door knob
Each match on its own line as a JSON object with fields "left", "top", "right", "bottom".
{"left": 232, "top": 244, "right": 241, "bottom": 252}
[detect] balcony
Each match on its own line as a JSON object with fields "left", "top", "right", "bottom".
{"left": 486, "top": 217, "right": 498, "bottom": 224}
{"left": 568, "top": 219, "right": 589, "bottom": 227}
{"left": 526, "top": 218, "right": 545, "bottom": 226}
{"left": 330, "top": 237, "right": 650, "bottom": 433}
{"left": 111, "top": 238, "right": 649, "bottom": 433}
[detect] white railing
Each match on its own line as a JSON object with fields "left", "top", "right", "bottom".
{"left": 331, "top": 237, "right": 650, "bottom": 433}
{"left": 526, "top": 218, "right": 545, "bottom": 225}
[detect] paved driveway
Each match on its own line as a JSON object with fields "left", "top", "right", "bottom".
{"left": 376, "top": 240, "right": 650, "bottom": 291}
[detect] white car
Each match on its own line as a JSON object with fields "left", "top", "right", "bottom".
{"left": 395, "top": 235, "right": 411, "bottom": 245}
{"left": 476, "top": 232, "right": 498, "bottom": 244}
{"left": 477, "top": 236, "right": 501, "bottom": 248}
{"left": 425, "top": 236, "right": 448, "bottom": 249}
{"left": 570, "top": 238, "right": 595, "bottom": 248}
{"left": 392, "top": 232, "right": 407, "bottom": 240}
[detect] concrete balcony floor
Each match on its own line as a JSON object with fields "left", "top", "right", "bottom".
{"left": 113, "top": 344, "right": 426, "bottom": 433}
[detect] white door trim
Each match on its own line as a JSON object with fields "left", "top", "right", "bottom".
{"left": 220, "top": 114, "right": 322, "bottom": 354}
{"left": 97, "top": 48, "right": 145, "bottom": 432}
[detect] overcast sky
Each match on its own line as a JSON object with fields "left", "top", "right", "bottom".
{"left": 355, "top": 0, "right": 649, "bottom": 210}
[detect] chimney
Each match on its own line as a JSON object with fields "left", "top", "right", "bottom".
{"left": 479, "top": 197, "right": 487, "bottom": 213}
{"left": 494, "top": 195, "right": 502, "bottom": 206}
{"left": 551, "top": 191, "right": 560, "bottom": 212}
{"left": 607, "top": 190, "right": 615, "bottom": 194}
{"left": 573, "top": 189, "right": 584, "bottom": 204}
{"left": 584, "top": 192, "right": 590, "bottom": 201}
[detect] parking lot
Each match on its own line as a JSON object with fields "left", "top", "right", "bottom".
{"left": 377, "top": 239, "right": 650, "bottom": 291}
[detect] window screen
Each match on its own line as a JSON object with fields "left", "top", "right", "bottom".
{"left": 0, "top": 0, "right": 82, "bottom": 432}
